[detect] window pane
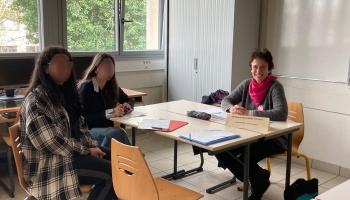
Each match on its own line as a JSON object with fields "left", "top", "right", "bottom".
{"left": 123, "top": 0, "right": 161, "bottom": 51}
{"left": 67, "top": 0, "right": 116, "bottom": 51}
{"left": 0, "top": 0, "right": 40, "bottom": 53}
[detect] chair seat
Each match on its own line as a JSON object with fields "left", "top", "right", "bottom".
{"left": 154, "top": 178, "right": 203, "bottom": 200}
{"left": 80, "top": 184, "right": 92, "bottom": 193}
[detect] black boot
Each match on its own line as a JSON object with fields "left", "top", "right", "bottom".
{"left": 249, "top": 169, "right": 271, "bottom": 200}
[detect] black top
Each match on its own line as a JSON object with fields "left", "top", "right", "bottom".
{"left": 78, "top": 79, "right": 134, "bottom": 129}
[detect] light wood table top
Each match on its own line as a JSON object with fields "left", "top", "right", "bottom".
{"left": 110, "top": 106, "right": 263, "bottom": 153}
{"left": 148, "top": 100, "right": 303, "bottom": 138}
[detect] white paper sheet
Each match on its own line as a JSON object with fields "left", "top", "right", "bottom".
{"left": 122, "top": 110, "right": 146, "bottom": 118}
{"left": 196, "top": 107, "right": 227, "bottom": 120}
{"left": 138, "top": 119, "right": 171, "bottom": 130}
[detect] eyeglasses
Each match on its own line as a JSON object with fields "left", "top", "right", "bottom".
{"left": 48, "top": 61, "right": 73, "bottom": 69}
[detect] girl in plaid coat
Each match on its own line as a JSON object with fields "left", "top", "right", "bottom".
{"left": 19, "top": 46, "right": 118, "bottom": 200}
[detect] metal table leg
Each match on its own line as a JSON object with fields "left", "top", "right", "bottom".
{"left": 162, "top": 141, "right": 204, "bottom": 179}
{"left": 285, "top": 132, "right": 293, "bottom": 188}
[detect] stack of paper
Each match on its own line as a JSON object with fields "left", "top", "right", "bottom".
{"left": 196, "top": 107, "right": 227, "bottom": 120}
{"left": 122, "top": 110, "right": 146, "bottom": 118}
{"left": 138, "top": 119, "right": 171, "bottom": 130}
{"left": 179, "top": 129, "right": 240, "bottom": 145}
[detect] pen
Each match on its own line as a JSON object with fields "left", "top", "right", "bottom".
{"left": 189, "top": 133, "right": 191, "bottom": 142}
{"left": 152, "top": 126, "right": 163, "bottom": 130}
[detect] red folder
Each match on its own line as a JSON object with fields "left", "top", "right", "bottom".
{"left": 159, "top": 120, "right": 188, "bottom": 132}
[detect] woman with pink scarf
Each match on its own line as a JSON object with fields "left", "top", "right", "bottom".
{"left": 216, "top": 48, "right": 288, "bottom": 200}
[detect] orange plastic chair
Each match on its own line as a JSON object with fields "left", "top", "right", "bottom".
{"left": 238, "top": 102, "right": 311, "bottom": 191}
{"left": 266, "top": 102, "right": 311, "bottom": 180}
{"left": 111, "top": 139, "right": 203, "bottom": 200}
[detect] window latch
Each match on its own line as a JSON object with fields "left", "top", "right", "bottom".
{"left": 121, "top": 18, "right": 134, "bottom": 24}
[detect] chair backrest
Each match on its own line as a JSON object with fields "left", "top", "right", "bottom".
{"left": 8, "top": 123, "right": 31, "bottom": 195}
{"left": 287, "top": 102, "right": 305, "bottom": 150}
{"left": 111, "top": 139, "right": 159, "bottom": 200}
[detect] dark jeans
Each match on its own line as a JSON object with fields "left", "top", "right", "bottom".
{"left": 73, "top": 146, "right": 118, "bottom": 200}
{"left": 215, "top": 139, "right": 285, "bottom": 182}
{"left": 90, "top": 127, "right": 131, "bottom": 148}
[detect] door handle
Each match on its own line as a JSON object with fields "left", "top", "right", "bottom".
{"left": 194, "top": 58, "right": 198, "bottom": 70}
{"left": 121, "top": 18, "right": 134, "bottom": 24}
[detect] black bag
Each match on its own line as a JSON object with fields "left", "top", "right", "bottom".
{"left": 284, "top": 178, "right": 318, "bottom": 200}
{"left": 187, "top": 110, "right": 211, "bottom": 120}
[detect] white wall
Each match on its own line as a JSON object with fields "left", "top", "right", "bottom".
{"left": 231, "top": 0, "right": 261, "bottom": 89}
{"left": 260, "top": 0, "right": 350, "bottom": 168}
{"left": 115, "top": 60, "right": 165, "bottom": 105}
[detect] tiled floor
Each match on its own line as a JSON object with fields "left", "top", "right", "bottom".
{"left": 0, "top": 129, "right": 348, "bottom": 200}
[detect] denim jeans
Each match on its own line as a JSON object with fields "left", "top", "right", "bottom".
{"left": 90, "top": 127, "right": 131, "bottom": 148}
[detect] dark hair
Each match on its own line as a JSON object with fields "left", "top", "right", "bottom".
{"left": 78, "top": 53, "right": 119, "bottom": 108}
{"left": 249, "top": 48, "right": 274, "bottom": 70}
{"left": 26, "top": 46, "right": 80, "bottom": 111}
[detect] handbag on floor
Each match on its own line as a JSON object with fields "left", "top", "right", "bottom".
{"left": 284, "top": 178, "right": 318, "bottom": 200}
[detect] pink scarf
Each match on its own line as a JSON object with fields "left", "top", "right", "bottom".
{"left": 249, "top": 76, "right": 277, "bottom": 105}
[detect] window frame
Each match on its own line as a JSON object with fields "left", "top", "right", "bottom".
{"left": 0, "top": 0, "right": 165, "bottom": 60}
{"left": 0, "top": 0, "right": 42, "bottom": 57}
{"left": 118, "top": 0, "right": 165, "bottom": 57}
{"left": 67, "top": 0, "right": 165, "bottom": 59}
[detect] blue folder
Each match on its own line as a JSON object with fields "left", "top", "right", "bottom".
{"left": 179, "top": 129, "right": 240, "bottom": 145}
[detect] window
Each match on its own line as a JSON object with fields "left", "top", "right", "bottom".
{"left": 122, "top": 0, "right": 161, "bottom": 51}
{"left": 66, "top": 0, "right": 164, "bottom": 54}
{"left": 66, "top": 0, "right": 116, "bottom": 51}
{"left": 0, "top": 0, "right": 40, "bottom": 53}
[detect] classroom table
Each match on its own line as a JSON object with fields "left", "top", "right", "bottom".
{"left": 111, "top": 105, "right": 285, "bottom": 200}
{"left": 121, "top": 88, "right": 147, "bottom": 105}
{"left": 110, "top": 106, "right": 264, "bottom": 199}
{"left": 148, "top": 100, "right": 302, "bottom": 193}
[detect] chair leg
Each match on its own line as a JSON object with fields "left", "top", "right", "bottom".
{"left": 237, "top": 183, "right": 251, "bottom": 191}
{"left": 298, "top": 154, "right": 311, "bottom": 180}
{"left": 0, "top": 147, "right": 15, "bottom": 198}
{"left": 7, "top": 147, "right": 15, "bottom": 197}
{"left": 266, "top": 158, "right": 271, "bottom": 172}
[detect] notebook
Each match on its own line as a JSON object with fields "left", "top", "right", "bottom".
{"left": 179, "top": 129, "right": 240, "bottom": 145}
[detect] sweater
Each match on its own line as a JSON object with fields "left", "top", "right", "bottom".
{"left": 221, "top": 78, "right": 288, "bottom": 147}
{"left": 78, "top": 79, "right": 134, "bottom": 129}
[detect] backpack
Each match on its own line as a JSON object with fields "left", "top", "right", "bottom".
{"left": 284, "top": 178, "right": 318, "bottom": 200}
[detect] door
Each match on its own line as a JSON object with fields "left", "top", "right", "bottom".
{"left": 167, "top": 0, "right": 234, "bottom": 102}
{"left": 167, "top": 0, "right": 198, "bottom": 101}
{"left": 195, "top": 0, "right": 234, "bottom": 102}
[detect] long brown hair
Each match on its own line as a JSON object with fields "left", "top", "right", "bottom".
{"left": 27, "top": 46, "right": 80, "bottom": 110}
{"left": 78, "top": 53, "right": 119, "bottom": 107}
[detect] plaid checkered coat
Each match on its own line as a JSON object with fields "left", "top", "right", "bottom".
{"left": 19, "top": 85, "right": 98, "bottom": 200}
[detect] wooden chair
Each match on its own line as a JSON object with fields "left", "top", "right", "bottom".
{"left": 237, "top": 102, "right": 311, "bottom": 191}
{"left": 8, "top": 123, "right": 92, "bottom": 199}
{"left": 111, "top": 139, "right": 203, "bottom": 200}
{"left": 266, "top": 102, "right": 311, "bottom": 180}
{"left": 0, "top": 106, "right": 20, "bottom": 198}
